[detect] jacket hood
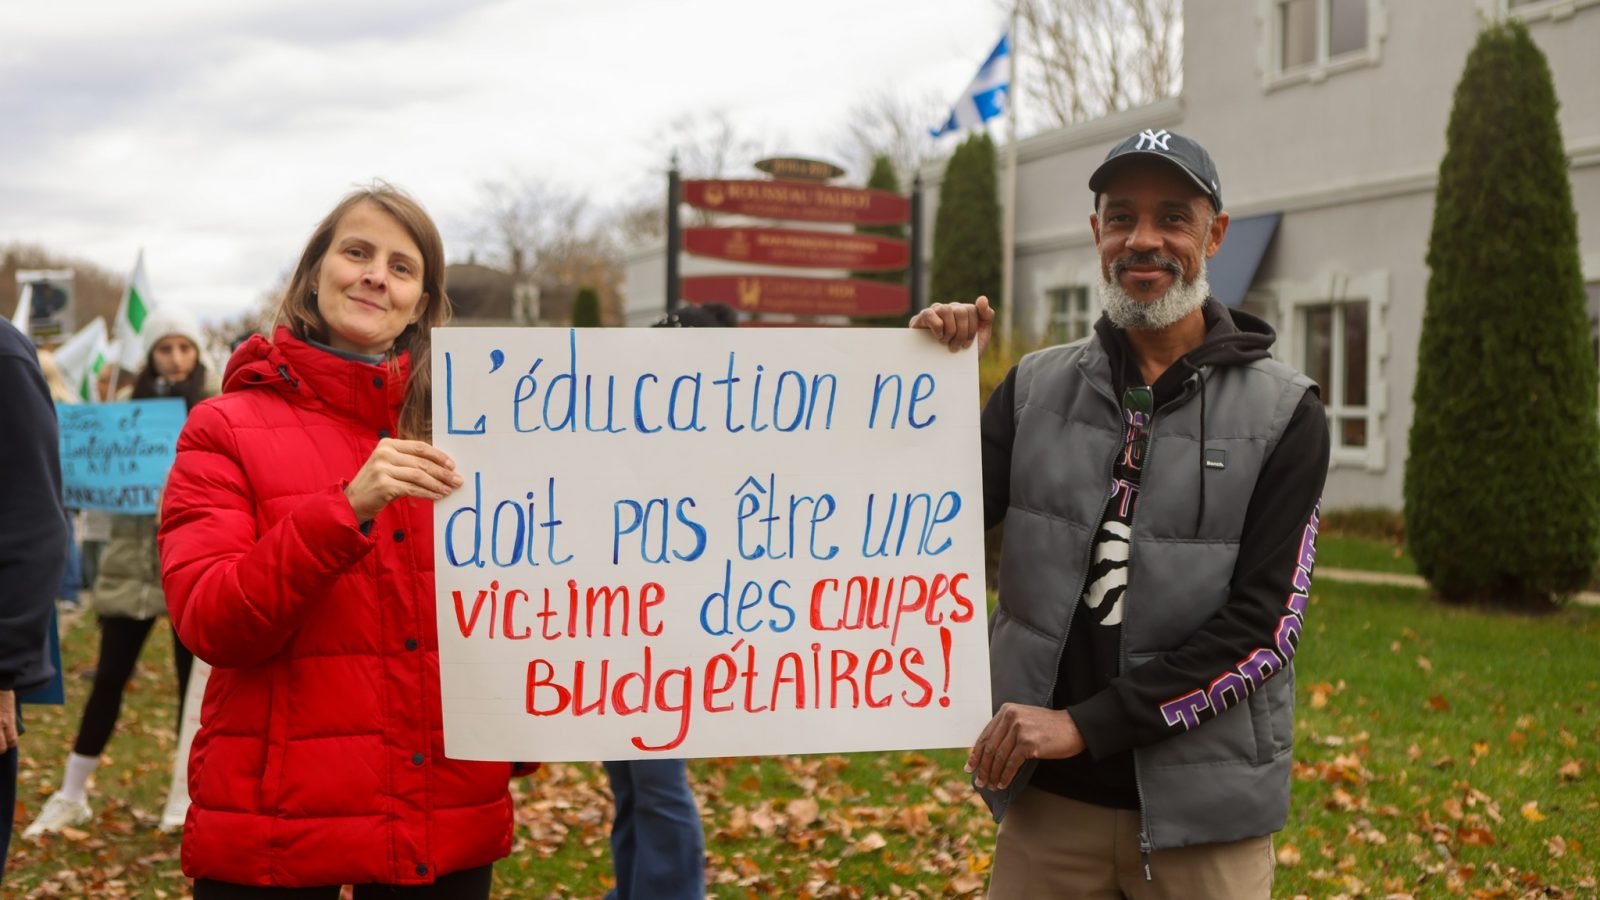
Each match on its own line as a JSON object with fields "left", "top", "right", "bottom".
{"left": 222, "top": 327, "right": 409, "bottom": 433}
{"left": 1184, "top": 298, "right": 1276, "bottom": 369}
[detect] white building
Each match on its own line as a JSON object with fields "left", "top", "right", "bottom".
{"left": 918, "top": 0, "right": 1600, "bottom": 510}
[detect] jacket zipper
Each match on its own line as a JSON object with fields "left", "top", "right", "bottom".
{"left": 1126, "top": 373, "right": 1205, "bottom": 882}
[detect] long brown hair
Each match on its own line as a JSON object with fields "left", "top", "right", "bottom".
{"left": 274, "top": 182, "right": 451, "bottom": 439}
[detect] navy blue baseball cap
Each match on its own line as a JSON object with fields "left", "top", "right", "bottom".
{"left": 1089, "top": 128, "right": 1222, "bottom": 211}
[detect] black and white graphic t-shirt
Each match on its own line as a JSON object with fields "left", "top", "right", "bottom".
{"left": 1030, "top": 385, "right": 1152, "bottom": 809}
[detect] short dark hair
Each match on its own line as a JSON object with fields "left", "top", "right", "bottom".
{"left": 654, "top": 303, "right": 738, "bottom": 328}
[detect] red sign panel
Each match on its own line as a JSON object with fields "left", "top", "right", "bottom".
{"left": 681, "top": 275, "right": 909, "bottom": 317}
{"left": 683, "top": 179, "right": 910, "bottom": 225}
{"left": 683, "top": 227, "right": 908, "bottom": 271}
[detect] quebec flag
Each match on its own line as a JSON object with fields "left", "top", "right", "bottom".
{"left": 930, "top": 32, "right": 1012, "bottom": 138}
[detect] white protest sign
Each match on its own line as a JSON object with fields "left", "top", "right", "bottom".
{"left": 432, "top": 327, "right": 990, "bottom": 761}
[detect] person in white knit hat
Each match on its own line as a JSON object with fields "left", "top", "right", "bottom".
{"left": 23, "top": 305, "right": 216, "bottom": 838}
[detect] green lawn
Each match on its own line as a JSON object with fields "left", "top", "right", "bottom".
{"left": 1317, "top": 532, "right": 1418, "bottom": 576}
{"left": 9, "top": 582, "right": 1597, "bottom": 898}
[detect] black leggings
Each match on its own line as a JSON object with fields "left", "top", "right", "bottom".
{"left": 72, "top": 616, "right": 195, "bottom": 757}
{"left": 192, "top": 865, "right": 493, "bottom": 899}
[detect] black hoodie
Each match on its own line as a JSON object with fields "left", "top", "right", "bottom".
{"left": 981, "top": 298, "right": 1328, "bottom": 809}
{"left": 0, "top": 317, "right": 68, "bottom": 695}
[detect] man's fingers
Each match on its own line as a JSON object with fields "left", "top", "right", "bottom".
{"left": 995, "top": 747, "right": 1027, "bottom": 791}
{"left": 985, "top": 722, "right": 1019, "bottom": 787}
{"left": 965, "top": 713, "right": 1001, "bottom": 774}
{"left": 976, "top": 295, "right": 996, "bottom": 322}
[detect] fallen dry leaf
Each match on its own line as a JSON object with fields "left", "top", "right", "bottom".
{"left": 1416, "top": 655, "right": 1433, "bottom": 673}
{"left": 1558, "top": 759, "right": 1582, "bottom": 782}
{"left": 1520, "top": 801, "right": 1546, "bottom": 822}
{"left": 853, "top": 831, "right": 888, "bottom": 853}
{"left": 1426, "top": 694, "right": 1451, "bottom": 713}
{"left": 1277, "top": 843, "right": 1302, "bottom": 866}
{"left": 949, "top": 872, "right": 986, "bottom": 895}
{"left": 1548, "top": 835, "right": 1568, "bottom": 858}
{"left": 785, "top": 797, "right": 820, "bottom": 828}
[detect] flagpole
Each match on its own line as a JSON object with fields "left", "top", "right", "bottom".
{"left": 999, "top": 2, "right": 1021, "bottom": 356}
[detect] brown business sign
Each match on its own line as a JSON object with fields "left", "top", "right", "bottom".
{"left": 682, "top": 227, "right": 908, "bottom": 271}
{"left": 681, "top": 275, "right": 909, "bottom": 317}
{"left": 683, "top": 179, "right": 910, "bottom": 226}
{"left": 753, "top": 157, "right": 846, "bottom": 182}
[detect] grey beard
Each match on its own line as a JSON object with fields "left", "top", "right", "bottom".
{"left": 1098, "top": 264, "right": 1211, "bottom": 331}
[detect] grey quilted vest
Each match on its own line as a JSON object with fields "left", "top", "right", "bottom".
{"left": 984, "top": 333, "right": 1314, "bottom": 851}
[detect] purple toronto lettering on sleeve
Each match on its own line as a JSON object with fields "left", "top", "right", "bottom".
{"left": 1156, "top": 502, "right": 1321, "bottom": 732}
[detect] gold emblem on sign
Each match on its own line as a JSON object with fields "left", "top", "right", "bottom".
{"left": 737, "top": 278, "right": 762, "bottom": 308}
{"left": 725, "top": 231, "right": 750, "bottom": 259}
{"left": 704, "top": 183, "right": 726, "bottom": 207}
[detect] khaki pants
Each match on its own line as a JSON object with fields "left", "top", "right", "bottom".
{"left": 988, "top": 789, "right": 1274, "bottom": 900}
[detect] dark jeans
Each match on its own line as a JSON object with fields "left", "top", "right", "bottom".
{"left": 1, "top": 699, "right": 22, "bottom": 885}
{"left": 193, "top": 864, "right": 492, "bottom": 899}
{"left": 60, "top": 514, "right": 81, "bottom": 603}
{"left": 73, "top": 616, "right": 194, "bottom": 757}
{"left": 602, "top": 759, "right": 705, "bottom": 900}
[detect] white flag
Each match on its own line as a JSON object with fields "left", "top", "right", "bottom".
{"left": 11, "top": 282, "right": 33, "bottom": 340}
{"left": 114, "top": 250, "right": 155, "bottom": 372}
{"left": 54, "top": 318, "right": 111, "bottom": 402}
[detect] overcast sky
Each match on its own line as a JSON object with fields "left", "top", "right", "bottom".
{"left": 1, "top": 0, "right": 1008, "bottom": 322}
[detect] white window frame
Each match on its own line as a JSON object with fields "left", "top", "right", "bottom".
{"left": 1042, "top": 284, "right": 1096, "bottom": 346}
{"left": 1259, "top": 0, "right": 1388, "bottom": 91}
{"left": 1272, "top": 269, "right": 1390, "bottom": 471}
{"left": 1031, "top": 260, "right": 1104, "bottom": 345}
{"left": 1480, "top": 0, "right": 1600, "bottom": 22}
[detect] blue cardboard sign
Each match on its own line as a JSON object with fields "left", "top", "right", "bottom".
{"left": 57, "top": 398, "right": 186, "bottom": 514}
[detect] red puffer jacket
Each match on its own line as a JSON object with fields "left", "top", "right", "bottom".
{"left": 158, "top": 329, "right": 516, "bottom": 887}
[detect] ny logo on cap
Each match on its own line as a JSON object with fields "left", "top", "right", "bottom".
{"left": 1135, "top": 129, "right": 1173, "bottom": 151}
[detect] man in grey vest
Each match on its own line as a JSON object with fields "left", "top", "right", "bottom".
{"left": 913, "top": 130, "right": 1329, "bottom": 898}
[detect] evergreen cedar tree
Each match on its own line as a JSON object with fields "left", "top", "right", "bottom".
{"left": 929, "top": 132, "right": 1000, "bottom": 312}
{"left": 852, "top": 154, "right": 911, "bottom": 327}
{"left": 1404, "top": 20, "right": 1600, "bottom": 610}
{"left": 572, "top": 286, "right": 601, "bottom": 327}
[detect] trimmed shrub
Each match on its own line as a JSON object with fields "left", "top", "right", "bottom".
{"left": 572, "top": 286, "right": 601, "bottom": 327}
{"left": 930, "top": 132, "right": 1000, "bottom": 309}
{"left": 1404, "top": 21, "right": 1600, "bottom": 610}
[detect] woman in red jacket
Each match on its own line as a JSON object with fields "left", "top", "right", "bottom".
{"left": 158, "top": 185, "right": 519, "bottom": 898}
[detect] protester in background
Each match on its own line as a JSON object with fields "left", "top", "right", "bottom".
{"left": 0, "top": 316, "right": 71, "bottom": 882}
{"left": 35, "top": 350, "right": 83, "bottom": 609}
{"left": 586, "top": 304, "right": 730, "bottom": 900}
{"left": 23, "top": 309, "right": 213, "bottom": 837}
{"left": 157, "top": 184, "right": 522, "bottom": 897}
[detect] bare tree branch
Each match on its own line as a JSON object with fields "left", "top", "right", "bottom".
{"left": 1017, "top": 0, "right": 1183, "bottom": 128}
{"left": 832, "top": 89, "right": 945, "bottom": 186}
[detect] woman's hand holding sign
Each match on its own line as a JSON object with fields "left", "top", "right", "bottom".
{"left": 909, "top": 296, "right": 995, "bottom": 353}
{"left": 345, "top": 438, "right": 463, "bottom": 524}
{"left": 965, "top": 702, "right": 1086, "bottom": 790}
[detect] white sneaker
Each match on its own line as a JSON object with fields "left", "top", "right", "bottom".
{"left": 22, "top": 792, "right": 92, "bottom": 838}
